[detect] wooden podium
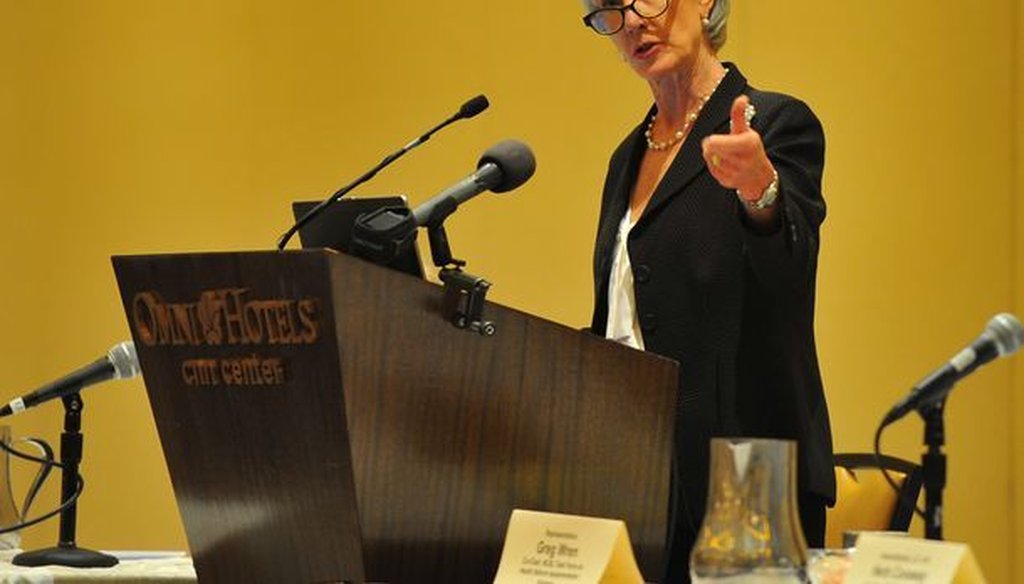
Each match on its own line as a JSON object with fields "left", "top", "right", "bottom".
{"left": 112, "top": 250, "right": 678, "bottom": 584}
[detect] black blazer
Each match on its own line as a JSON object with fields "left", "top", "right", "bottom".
{"left": 590, "top": 65, "right": 835, "bottom": 577}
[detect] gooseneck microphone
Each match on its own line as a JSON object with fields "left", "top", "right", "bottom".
{"left": 0, "top": 341, "right": 141, "bottom": 417}
{"left": 455, "top": 95, "right": 490, "bottom": 123}
{"left": 883, "top": 313, "right": 1023, "bottom": 425}
{"left": 276, "top": 94, "right": 490, "bottom": 250}
{"left": 412, "top": 139, "right": 537, "bottom": 227}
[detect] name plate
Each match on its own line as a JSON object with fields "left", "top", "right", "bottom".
{"left": 845, "top": 533, "right": 986, "bottom": 584}
{"left": 492, "top": 509, "right": 644, "bottom": 584}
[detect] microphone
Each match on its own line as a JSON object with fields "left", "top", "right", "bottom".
{"left": 276, "top": 94, "right": 491, "bottom": 250}
{"left": 349, "top": 139, "right": 536, "bottom": 266}
{"left": 883, "top": 313, "right": 1024, "bottom": 425}
{"left": 0, "top": 341, "right": 141, "bottom": 417}
{"left": 412, "top": 139, "right": 537, "bottom": 227}
{"left": 457, "top": 95, "right": 490, "bottom": 120}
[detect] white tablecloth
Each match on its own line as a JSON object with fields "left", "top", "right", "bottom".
{"left": 0, "top": 551, "right": 196, "bottom": 584}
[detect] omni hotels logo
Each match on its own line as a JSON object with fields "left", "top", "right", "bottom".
{"left": 131, "top": 289, "right": 320, "bottom": 388}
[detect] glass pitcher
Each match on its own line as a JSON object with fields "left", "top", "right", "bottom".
{"left": 690, "top": 438, "right": 808, "bottom": 583}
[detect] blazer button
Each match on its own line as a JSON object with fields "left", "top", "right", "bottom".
{"left": 633, "top": 264, "right": 651, "bottom": 284}
{"left": 640, "top": 313, "right": 658, "bottom": 333}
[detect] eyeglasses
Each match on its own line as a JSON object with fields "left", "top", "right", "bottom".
{"left": 582, "top": 0, "right": 670, "bottom": 36}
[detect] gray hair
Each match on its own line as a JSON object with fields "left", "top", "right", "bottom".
{"left": 706, "top": 0, "right": 730, "bottom": 52}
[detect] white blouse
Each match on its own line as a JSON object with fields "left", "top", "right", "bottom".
{"left": 605, "top": 212, "right": 645, "bottom": 350}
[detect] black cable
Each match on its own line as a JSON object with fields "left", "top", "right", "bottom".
{"left": 1, "top": 438, "right": 59, "bottom": 468}
{"left": 873, "top": 421, "right": 926, "bottom": 520}
{"left": 0, "top": 475, "right": 83, "bottom": 535}
{"left": 0, "top": 437, "right": 86, "bottom": 535}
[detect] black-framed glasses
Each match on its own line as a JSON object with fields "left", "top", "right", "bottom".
{"left": 582, "top": 0, "right": 670, "bottom": 36}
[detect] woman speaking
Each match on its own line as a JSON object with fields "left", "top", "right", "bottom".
{"left": 579, "top": 0, "right": 836, "bottom": 580}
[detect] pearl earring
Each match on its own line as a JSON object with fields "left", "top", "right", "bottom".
{"left": 702, "top": 16, "right": 711, "bottom": 29}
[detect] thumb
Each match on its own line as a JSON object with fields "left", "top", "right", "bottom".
{"left": 730, "top": 95, "right": 750, "bottom": 134}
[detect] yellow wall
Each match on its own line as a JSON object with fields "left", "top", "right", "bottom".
{"left": 0, "top": 1, "right": 1020, "bottom": 580}
{"left": 729, "top": 3, "right": 1018, "bottom": 581}
{"left": 1014, "top": 0, "right": 1023, "bottom": 570}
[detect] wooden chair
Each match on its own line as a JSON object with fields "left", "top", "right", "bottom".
{"left": 825, "top": 453, "right": 923, "bottom": 548}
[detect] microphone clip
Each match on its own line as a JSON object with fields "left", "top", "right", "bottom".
{"left": 425, "top": 218, "right": 495, "bottom": 337}
{"left": 440, "top": 266, "right": 495, "bottom": 337}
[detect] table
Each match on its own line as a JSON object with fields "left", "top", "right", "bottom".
{"left": 0, "top": 551, "right": 196, "bottom": 584}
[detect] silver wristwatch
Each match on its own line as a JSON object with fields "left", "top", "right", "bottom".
{"left": 743, "top": 169, "right": 779, "bottom": 211}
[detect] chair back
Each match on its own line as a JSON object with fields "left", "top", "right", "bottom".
{"left": 825, "top": 453, "right": 922, "bottom": 548}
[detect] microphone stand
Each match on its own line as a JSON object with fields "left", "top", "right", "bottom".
{"left": 918, "top": 398, "right": 947, "bottom": 541}
{"left": 13, "top": 392, "right": 117, "bottom": 568}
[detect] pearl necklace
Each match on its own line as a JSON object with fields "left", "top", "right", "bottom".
{"left": 644, "top": 70, "right": 729, "bottom": 151}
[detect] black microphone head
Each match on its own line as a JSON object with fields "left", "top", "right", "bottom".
{"left": 987, "top": 313, "right": 1024, "bottom": 357}
{"left": 459, "top": 95, "right": 490, "bottom": 119}
{"left": 108, "top": 341, "right": 141, "bottom": 380}
{"left": 477, "top": 139, "right": 537, "bottom": 193}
